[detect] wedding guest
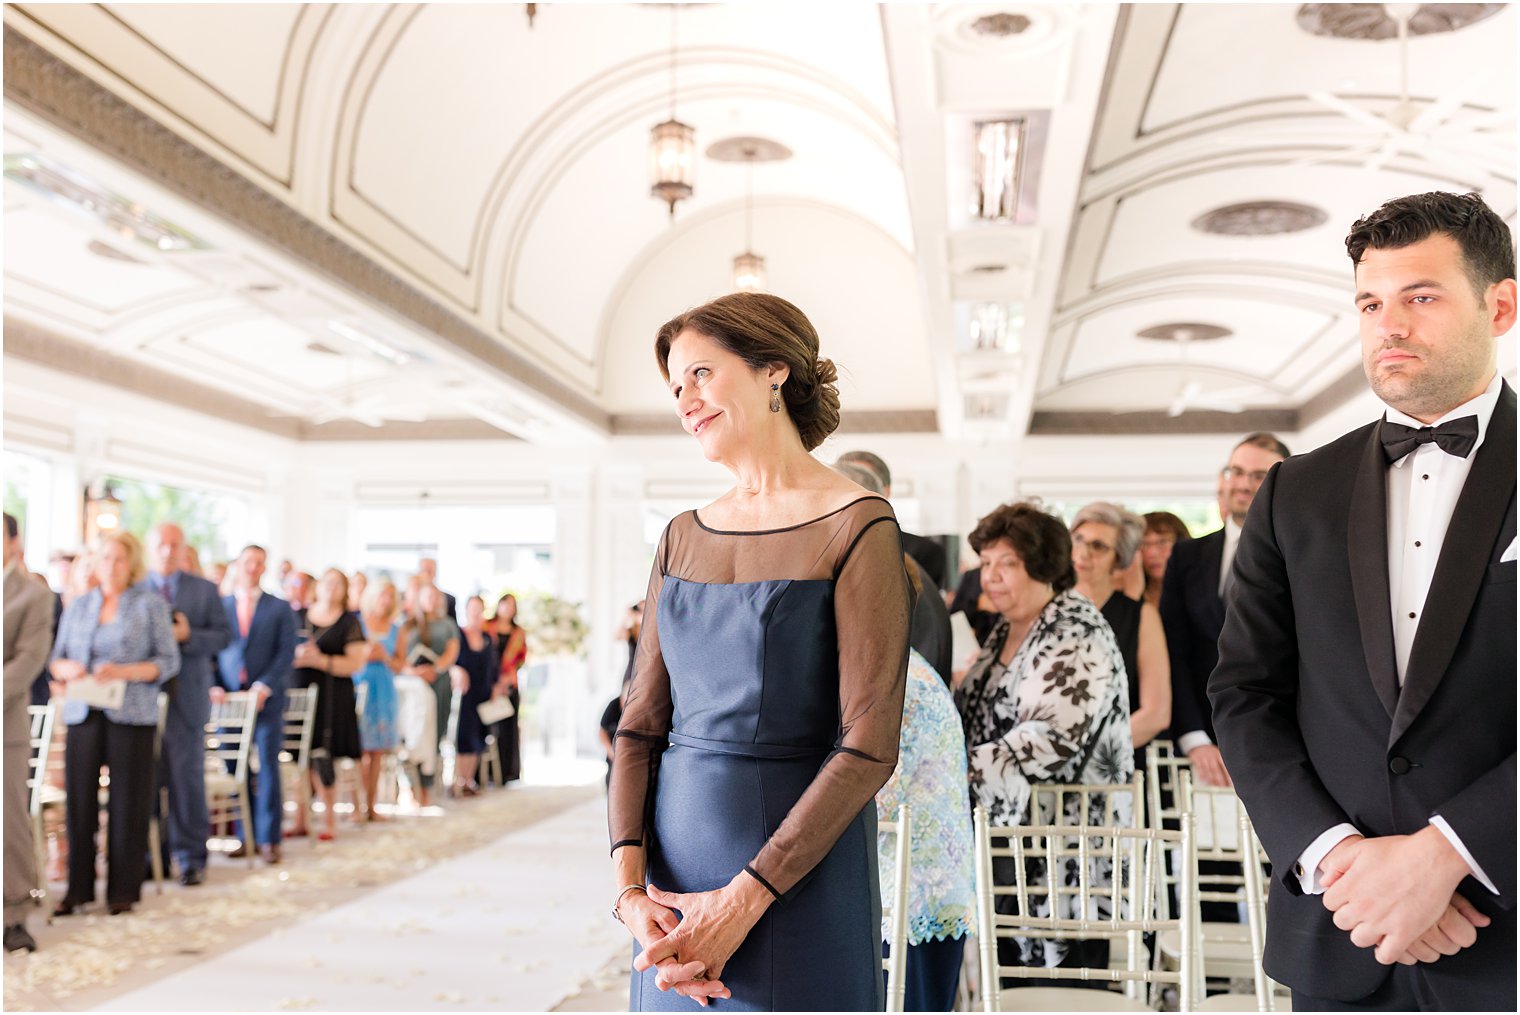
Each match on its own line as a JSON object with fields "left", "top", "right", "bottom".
{"left": 1162, "top": 433, "right": 1289, "bottom": 788}
{"left": 206, "top": 560, "right": 230, "bottom": 595}
{"left": 51, "top": 531, "right": 180, "bottom": 916}
{"left": 417, "top": 558, "right": 458, "bottom": 621}
{"left": 348, "top": 570, "right": 368, "bottom": 615}
{"left": 1139, "top": 512, "right": 1191, "bottom": 608}
{"left": 182, "top": 545, "right": 204, "bottom": 579}
{"left": 292, "top": 569, "right": 367, "bottom": 840}
{"left": 875, "top": 560, "right": 974, "bottom": 1011}
{"left": 284, "top": 571, "right": 315, "bottom": 612}
{"left": 5, "top": 513, "right": 53, "bottom": 952}
{"left": 146, "top": 522, "right": 231, "bottom": 887}
{"left": 612, "top": 292, "right": 911, "bottom": 1009}
{"left": 838, "top": 449, "right": 947, "bottom": 588}
{"left": 216, "top": 545, "right": 295, "bottom": 864}
{"left": 490, "top": 593, "right": 526, "bottom": 785}
{"left": 356, "top": 578, "right": 404, "bottom": 822}
{"left": 1070, "top": 502, "right": 1172, "bottom": 768}
{"left": 836, "top": 461, "right": 952, "bottom": 683}
{"left": 451, "top": 595, "right": 498, "bottom": 797}
{"left": 615, "top": 600, "right": 644, "bottom": 687}
{"left": 955, "top": 501, "right": 1132, "bottom": 978}
{"left": 400, "top": 584, "right": 458, "bottom": 807}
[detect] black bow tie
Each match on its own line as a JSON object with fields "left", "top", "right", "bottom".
{"left": 1379, "top": 415, "right": 1479, "bottom": 464}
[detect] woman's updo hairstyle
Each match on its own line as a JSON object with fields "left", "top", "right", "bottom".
{"left": 655, "top": 292, "right": 841, "bottom": 452}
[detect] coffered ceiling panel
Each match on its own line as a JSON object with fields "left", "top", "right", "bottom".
{"left": 3, "top": 203, "right": 204, "bottom": 328}
{"left": 602, "top": 200, "right": 932, "bottom": 416}
{"left": 10, "top": 2, "right": 327, "bottom": 186}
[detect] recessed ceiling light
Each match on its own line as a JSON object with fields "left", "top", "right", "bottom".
{"left": 1192, "top": 201, "right": 1328, "bottom": 236}
{"left": 1137, "top": 323, "right": 1234, "bottom": 343}
{"left": 970, "top": 12, "right": 1032, "bottom": 37}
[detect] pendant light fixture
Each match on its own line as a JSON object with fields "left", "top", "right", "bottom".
{"left": 648, "top": 6, "right": 695, "bottom": 218}
{"left": 707, "top": 135, "right": 792, "bottom": 293}
{"left": 732, "top": 156, "right": 765, "bottom": 292}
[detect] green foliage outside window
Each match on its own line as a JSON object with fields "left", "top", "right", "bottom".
{"left": 3, "top": 476, "right": 26, "bottom": 535}
{"left": 104, "top": 475, "right": 232, "bottom": 560}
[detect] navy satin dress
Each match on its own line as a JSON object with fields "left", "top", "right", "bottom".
{"left": 610, "top": 498, "right": 912, "bottom": 1012}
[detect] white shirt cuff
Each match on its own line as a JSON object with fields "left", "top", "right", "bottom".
{"left": 1177, "top": 731, "right": 1213, "bottom": 755}
{"left": 1295, "top": 823, "right": 1361, "bottom": 894}
{"left": 1429, "top": 816, "right": 1499, "bottom": 895}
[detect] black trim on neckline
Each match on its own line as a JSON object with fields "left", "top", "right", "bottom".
{"left": 691, "top": 495, "right": 892, "bottom": 536}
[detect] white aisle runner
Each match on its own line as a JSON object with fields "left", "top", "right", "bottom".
{"left": 97, "top": 798, "right": 626, "bottom": 1012}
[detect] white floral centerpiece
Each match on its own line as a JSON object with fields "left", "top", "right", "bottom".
{"left": 517, "top": 591, "right": 588, "bottom": 658}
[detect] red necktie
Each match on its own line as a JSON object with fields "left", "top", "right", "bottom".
{"left": 237, "top": 592, "right": 254, "bottom": 688}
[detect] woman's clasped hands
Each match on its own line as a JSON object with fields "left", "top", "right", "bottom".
{"left": 626, "top": 874, "right": 773, "bottom": 1007}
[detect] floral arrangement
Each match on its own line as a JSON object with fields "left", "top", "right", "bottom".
{"left": 517, "top": 591, "right": 588, "bottom": 658}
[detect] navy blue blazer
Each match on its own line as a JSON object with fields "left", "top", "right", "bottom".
{"left": 217, "top": 591, "right": 296, "bottom": 711}
{"left": 156, "top": 572, "right": 232, "bottom": 695}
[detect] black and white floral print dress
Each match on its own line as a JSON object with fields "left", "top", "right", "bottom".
{"left": 955, "top": 591, "right": 1135, "bottom": 968}
{"left": 956, "top": 590, "right": 1134, "bottom": 824}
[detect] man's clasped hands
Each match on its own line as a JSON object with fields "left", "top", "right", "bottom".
{"left": 1320, "top": 825, "right": 1491, "bottom": 966}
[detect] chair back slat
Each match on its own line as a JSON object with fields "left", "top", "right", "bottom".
{"left": 973, "top": 807, "right": 1200, "bottom": 1012}
{"left": 878, "top": 805, "right": 911, "bottom": 1012}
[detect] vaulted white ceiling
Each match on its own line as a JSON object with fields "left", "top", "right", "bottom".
{"left": 3, "top": 3, "right": 1515, "bottom": 443}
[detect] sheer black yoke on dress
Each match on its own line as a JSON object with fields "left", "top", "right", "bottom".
{"left": 609, "top": 495, "right": 911, "bottom": 1012}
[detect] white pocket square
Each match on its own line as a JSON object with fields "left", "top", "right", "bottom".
{"left": 1502, "top": 536, "right": 1517, "bottom": 563}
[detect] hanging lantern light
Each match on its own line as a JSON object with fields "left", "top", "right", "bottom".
{"left": 731, "top": 152, "right": 765, "bottom": 291}
{"left": 649, "top": 7, "right": 694, "bottom": 218}
{"left": 732, "top": 251, "right": 766, "bottom": 292}
{"left": 649, "top": 119, "right": 696, "bottom": 217}
{"left": 707, "top": 135, "right": 791, "bottom": 292}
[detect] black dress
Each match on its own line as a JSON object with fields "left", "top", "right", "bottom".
{"left": 1099, "top": 591, "right": 1145, "bottom": 772}
{"left": 295, "top": 609, "right": 365, "bottom": 782}
{"left": 454, "top": 629, "right": 497, "bottom": 755}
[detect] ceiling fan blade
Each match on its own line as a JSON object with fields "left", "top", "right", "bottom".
{"left": 1308, "top": 91, "right": 1393, "bottom": 133}
{"left": 1409, "top": 67, "right": 1497, "bottom": 135}
{"left": 1286, "top": 142, "right": 1381, "bottom": 169}
{"left": 1363, "top": 137, "right": 1402, "bottom": 172}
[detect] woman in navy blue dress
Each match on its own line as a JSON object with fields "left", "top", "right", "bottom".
{"left": 451, "top": 595, "right": 498, "bottom": 796}
{"left": 608, "top": 293, "right": 912, "bottom": 1011}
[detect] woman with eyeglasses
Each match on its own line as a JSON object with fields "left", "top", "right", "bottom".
{"left": 1071, "top": 502, "right": 1172, "bottom": 770}
{"left": 1138, "top": 511, "right": 1191, "bottom": 608}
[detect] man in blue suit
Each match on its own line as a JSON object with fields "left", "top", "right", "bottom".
{"left": 215, "top": 544, "right": 294, "bottom": 864}
{"left": 147, "top": 523, "right": 231, "bottom": 886}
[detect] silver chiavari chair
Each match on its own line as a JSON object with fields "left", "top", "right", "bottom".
{"left": 879, "top": 805, "right": 912, "bottom": 1012}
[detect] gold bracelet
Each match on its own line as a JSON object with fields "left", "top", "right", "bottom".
{"left": 612, "top": 884, "right": 646, "bottom": 924}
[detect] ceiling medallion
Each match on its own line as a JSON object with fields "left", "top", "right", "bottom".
{"left": 970, "top": 13, "right": 1032, "bottom": 36}
{"left": 1192, "top": 200, "right": 1328, "bottom": 236}
{"left": 708, "top": 137, "right": 789, "bottom": 293}
{"left": 1137, "top": 323, "right": 1234, "bottom": 343}
{"left": 1296, "top": 3, "right": 1504, "bottom": 40}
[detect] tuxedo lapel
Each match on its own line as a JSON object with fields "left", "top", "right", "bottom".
{"left": 1198, "top": 529, "right": 1226, "bottom": 628}
{"left": 1347, "top": 424, "right": 1400, "bottom": 721}
{"left": 1392, "top": 383, "right": 1518, "bottom": 744}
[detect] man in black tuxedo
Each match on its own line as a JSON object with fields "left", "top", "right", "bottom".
{"left": 1210, "top": 191, "right": 1516, "bottom": 1010}
{"left": 1160, "top": 431, "right": 1289, "bottom": 787}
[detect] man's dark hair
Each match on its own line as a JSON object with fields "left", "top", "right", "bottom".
{"left": 239, "top": 544, "right": 266, "bottom": 558}
{"left": 1346, "top": 191, "right": 1516, "bottom": 298}
{"left": 1234, "top": 431, "right": 1290, "bottom": 460}
{"left": 3, "top": 513, "right": 17, "bottom": 541}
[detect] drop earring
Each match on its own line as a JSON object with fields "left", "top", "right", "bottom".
{"left": 769, "top": 383, "right": 782, "bottom": 413}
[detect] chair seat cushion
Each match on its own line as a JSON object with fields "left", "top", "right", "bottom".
{"left": 1000, "top": 986, "right": 1152, "bottom": 1011}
